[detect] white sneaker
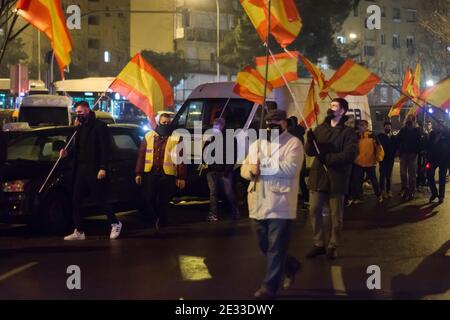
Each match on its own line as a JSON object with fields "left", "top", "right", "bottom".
{"left": 110, "top": 221, "right": 122, "bottom": 240}
{"left": 64, "top": 229, "right": 86, "bottom": 241}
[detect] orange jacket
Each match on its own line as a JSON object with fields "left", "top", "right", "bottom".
{"left": 354, "top": 131, "right": 384, "bottom": 167}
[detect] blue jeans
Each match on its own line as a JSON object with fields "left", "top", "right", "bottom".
{"left": 254, "top": 219, "right": 298, "bottom": 293}
{"left": 206, "top": 171, "right": 239, "bottom": 217}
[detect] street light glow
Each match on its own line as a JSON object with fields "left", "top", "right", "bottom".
{"left": 426, "top": 80, "right": 435, "bottom": 87}
{"left": 428, "top": 107, "right": 434, "bottom": 114}
{"left": 349, "top": 32, "right": 357, "bottom": 39}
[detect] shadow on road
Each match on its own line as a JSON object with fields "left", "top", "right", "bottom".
{"left": 391, "top": 239, "right": 450, "bottom": 299}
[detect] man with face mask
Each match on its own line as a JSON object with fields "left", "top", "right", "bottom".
{"left": 396, "top": 115, "right": 422, "bottom": 201}
{"left": 241, "top": 110, "right": 303, "bottom": 299}
{"left": 203, "top": 118, "right": 239, "bottom": 222}
{"left": 135, "top": 113, "right": 186, "bottom": 232}
{"left": 377, "top": 121, "right": 397, "bottom": 199}
{"left": 304, "top": 98, "right": 358, "bottom": 260}
{"left": 426, "top": 120, "right": 450, "bottom": 204}
{"left": 61, "top": 101, "right": 122, "bottom": 240}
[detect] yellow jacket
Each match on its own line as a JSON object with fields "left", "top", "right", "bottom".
{"left": 354, "top": 131, "right": 384, "bottom": 167}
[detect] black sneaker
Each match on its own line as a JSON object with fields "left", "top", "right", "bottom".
{"left": 305, "top": 246, "right": 326, "bottom": 259}
{"left": 326, "top": 247, "right": 338, "bottom": 260}
{"left": 283, "top": 259, "right": 302, "bottom": 290}
{"left": 207, "top": 213, "right": 219, "bottom": 222}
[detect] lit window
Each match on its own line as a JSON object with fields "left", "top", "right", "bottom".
{"left": 104, "top": 51, "right": 111, "bottom": 63}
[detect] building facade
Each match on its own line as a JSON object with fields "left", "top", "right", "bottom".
{"left": 19, "top": 0, "right": 130, "bottom": 82}
{"left": 339, "top": 0, "right": 450, "bottom": 109}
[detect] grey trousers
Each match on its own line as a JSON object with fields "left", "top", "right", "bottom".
{"left": 309, "top": 191, "right": 344, "bottom": 249}
{"left": 400, "top": 153, "right": 418, "bottom": 195}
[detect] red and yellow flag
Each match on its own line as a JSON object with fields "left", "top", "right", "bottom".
{"left": 233, "top": 66, "right": 273, "bottom": 105}
{"left": 388, "top": 67, "right": 413, "bottom": 117}
{"left": 321, "top": 59, "right": 381, "bottom": 98}
{"left": 240, "top": 0, "right": 267, "bottom": 43}
{"left": 255, "top": 51, "right": 298, "bottom": 88}
{"left": 268, "top": 0, "right": 302, "bottom": 48}
{"left": 240, "top": 0, "right": 302, "bottom": 48}
{"left": 408, "top": 63, "right": 421, "bottom": 97}
{"left": 419, "top": 77, "right": 450, "bottom": 109}
{"left": 16, "top": 0, "right": 73, "bottom": 78}
{"left": 299, "top": 54, "right": 326, "bottom": 91}
{"left": 109, "top": 54, "right": 174, "bottom": 127}
{"left": 300, "top": 80, "right": 320, "bottom": 128}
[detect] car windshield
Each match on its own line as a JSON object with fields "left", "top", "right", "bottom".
{"left": 175, "top": 98, "right": 255, "bottom": 130}
{"left": 7, "top": 133, "right": 70, "bottom": 162}
{"left": 19, "top": 107, "right": 69, "bottom": 126}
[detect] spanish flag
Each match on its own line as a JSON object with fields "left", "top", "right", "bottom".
{"left": 409, "top": 63, "right": 421, "bottom": 98}
{"left": 255, "top": 51, "right": 298, "bottom": 88}
{"left": 240, "top": 0, "right": 267, "bottom": 43}
{"left": 109, "top": 54, "right": 174, "bottom": 127}
{"left": 300, "top": 80, "right": 320, "bottom": 128}
{"left": 321, "top": 59, "right": 380, "bottom": 98}
{"left": 388, "top": 67, "right": 413, "bottom": 117}
{"left": 233, "top": 66, "right": 273, "bottom": 105}
{"left": 268, "top": 0, "right": 302, "bottom": 48}
{"left": 16, "top": 0, "right": 73, "bottom": 78}
{"left": 299, "top": 54, "right": 326, "bottom": 91}
{"left": 240, "top": 0, "right": 302, "bottom": 48}
{"left": 419, "top": 77, "right": 450, "bottom": 109}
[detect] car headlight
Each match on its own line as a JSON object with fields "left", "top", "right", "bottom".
{"left": 3, "top": 180, "right": 29, "bottom": 193}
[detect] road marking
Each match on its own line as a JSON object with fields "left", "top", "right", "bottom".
{"left": 0, "top": 262, "right": 38, "bottom": 282}
{"left": 178, "top": 255, "right": 212, "bottom": 281}
{"left": 331, "top": 265, "right": 348, "bottom": 296}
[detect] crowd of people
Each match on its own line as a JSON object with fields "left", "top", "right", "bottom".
{"left": 24, "top": 99, "right": 449, "bottom": 299}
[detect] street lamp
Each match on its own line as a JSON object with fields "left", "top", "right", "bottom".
{"left": 426, "top": 80, "right": 435, "bottom": 87}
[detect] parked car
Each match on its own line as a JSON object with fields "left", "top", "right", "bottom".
{"left": 18, "top": 95, "right": 73, "bottom": 127}
{"left": 1, "top": 124, "right": 143, "bottom": 233}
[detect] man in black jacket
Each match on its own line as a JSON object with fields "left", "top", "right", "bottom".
{"left": 377, "top": 121, "right": 397, "bottom": 198}
{"left": 304, "top": 98, "right": 358, "bottom": 260}
{"left": 396, "top": 115, "right": 422, "bottom": 201}
{"left": 203, "top": 118, "right": 239, "bottom": 221}
{"left": 288, "top": 116, "right": 309, "bottom": 207}
{"left": 426, "top": 120, "right": 450, "bottom": 204}
{"left": 61, "top": 101, "right": 122, "bottom": 240}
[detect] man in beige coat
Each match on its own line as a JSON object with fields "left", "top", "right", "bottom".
{"left": 241, "top": 110, "right": 304, "bottom": 299}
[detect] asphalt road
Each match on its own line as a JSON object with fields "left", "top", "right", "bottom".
{"left": 1, "top": 165, "right": 449, "bottom": 300}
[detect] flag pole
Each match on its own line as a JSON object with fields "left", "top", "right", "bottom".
{"left": 268, "top": 49, "right": 323, "bottom": 157}
{"left": 383, "top": 80, "right": 443, "bottom": 122}
{"left": 253, "top": 0, "right": 272, "bottom": 194}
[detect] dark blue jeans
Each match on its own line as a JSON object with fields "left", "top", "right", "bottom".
{"left": 206, "top": 171, "right": 239, "bottom": 217}
{"left": 254, "top": 219, "right": 298, "bottom": 293}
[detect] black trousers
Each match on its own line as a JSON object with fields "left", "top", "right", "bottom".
{"left": 379, "top": 160, "right": 395, "bottom": 193}
{"left": 142, "top": 172, "right": 177, "bottom": 228}
{"left": 427, "top": 162, "right": 448, "bottom": 198}
{"left": 72, "top": 165, "right": 118, "bottom": 232}
{"left": 350, "top": 165, "right": 381, "bottom": 199}
{"left": 299, "top": 169, "right": 309, "bottom": 203}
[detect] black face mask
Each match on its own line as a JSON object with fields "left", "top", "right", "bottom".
{"left": 325, "top": 108, "right": 337, "bottom": 121}
{"left": 156, "top": 124, "right": 172, "bottom": 137}
{"left": 76, "top": 113, "right": 89, "bottom": 124}
{"left": 266, "top": 123, "right": 283, "bottom": 140}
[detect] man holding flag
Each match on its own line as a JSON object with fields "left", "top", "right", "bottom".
{"left": 305, "top": 98, "right": 358, "bottom": 260}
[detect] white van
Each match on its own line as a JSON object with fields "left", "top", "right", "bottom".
{"left": 19, "top": 95, "right": 72, "bottom": 127}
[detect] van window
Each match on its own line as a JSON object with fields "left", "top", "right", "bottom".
{"left": 175, "top": 99, "right": 254, "bottom": 130}
{"left": 19, "top": 107, "right": 69, "bottom": 126}
{"left": 177, "top": 101, "right": 205, "bottom": 129}
{"left": 113, "top": 134, "right": 138, "bottom": 151}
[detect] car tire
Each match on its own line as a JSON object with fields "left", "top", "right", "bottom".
{"left": 39, "top": 190, "right": 72, "bottom": 235}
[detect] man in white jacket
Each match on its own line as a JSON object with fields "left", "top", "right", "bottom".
{"left": 241, "top": 110, "right": 304, "bottom": 299}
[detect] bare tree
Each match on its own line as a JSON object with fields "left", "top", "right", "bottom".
{"left": 417, "top": 0, "right": 450, "bottom": 81}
